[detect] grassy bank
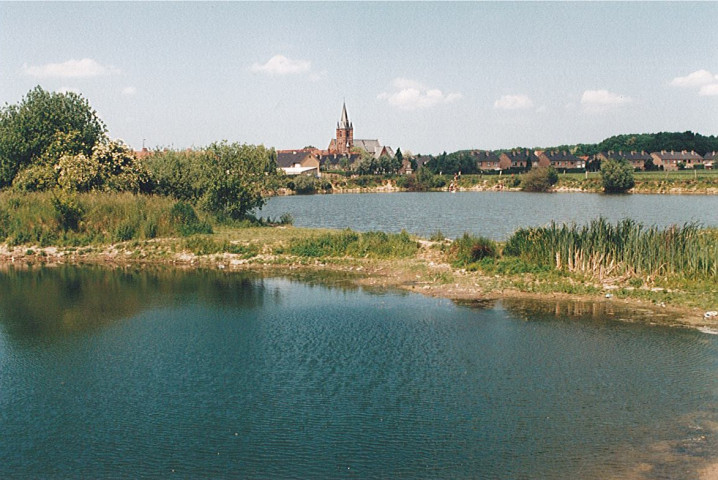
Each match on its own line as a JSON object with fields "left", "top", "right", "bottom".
{"left": 304, "top": 170, "right": 718, "bottom": 194}
{"left": 1, "top": 192, "right": 715, "bottom": 318}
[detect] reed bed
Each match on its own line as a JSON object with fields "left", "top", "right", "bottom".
{"left": 284, "top": 229, "right": 418, "bottom": 259}
{"left": 503, "top": 218, "right": 717, "bottom": 280}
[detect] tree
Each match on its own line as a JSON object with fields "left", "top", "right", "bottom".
{"left": 600, "top": 157, "right": 635, "bottom": 193}
{"left": 0, "top": 86, "right": 107, "bottom": 188}
{"left": 520, "top": 166, "right": 558, "bottom": 192}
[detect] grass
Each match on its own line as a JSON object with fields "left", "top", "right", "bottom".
{"left": 503, "top": 218, "right": 717, "bottom": 281}
{"left": 282, "top": 229, "right": 419, "bottom": 259}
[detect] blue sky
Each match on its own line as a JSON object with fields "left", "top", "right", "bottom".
{"left": 2, "top": 2, "right": 717, "bottom": 155}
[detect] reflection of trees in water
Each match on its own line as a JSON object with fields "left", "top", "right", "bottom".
{"left": 0, "top": 266, "right": 273, "bottom": 340}
{"left": 500, "top": 297, "right": 678, "bottom": 324}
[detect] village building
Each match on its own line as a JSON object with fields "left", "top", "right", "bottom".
{"left": 326, "top": 103, "right": 393, "bottom": 160}
{"left": 498, "top": 149, "right": 538, "bottom": 170}
{"left": 650, "top": 150, "right": 704, "bottom": 171}
{"left": 596, "top": 151, "right": 653, "bottom": 170}
{"left": 276, "top": 149, "right": 321, "bottom": 176}
{"left": 472, "top": 150, "right": 502, "bottom": 170}
{"left": 536, "top": 150, "right": 585, "bottom": 170}
{"left": 704, "top": 151, "right": 716, "bottom": 169}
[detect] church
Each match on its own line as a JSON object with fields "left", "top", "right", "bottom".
{"left": 326, "top": 103, "right": 394, "bottom": 159}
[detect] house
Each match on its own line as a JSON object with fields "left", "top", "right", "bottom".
{"left": 498, "top": 149, "right": 537, "bottom": 170}
{"left": 650, "top": 150, "right": 704, "bottom": 170}
{"left": 596, "top": 151, "right": 652, "bottom": 170}
{"left": 536, "top": 150, "right": 585, "bottom": 170}
{"left": 703, "top": 151, "right": 716, "bottom": 169}
{"left": 276, "top": 149, "right": 321, "bottom": 176}
{"left": 472, "top": 150, "right": 502, "bottom": 170}
{"left": 316, "top": 152, "right": 363, "bottom": 171}
{"left": 327, "top": 103, "right": 393, "bottom": 159}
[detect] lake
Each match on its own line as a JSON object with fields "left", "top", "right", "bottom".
{"left": 1, "top": 266, "right": 717, "bottom": 479}
{"left": 259, "top": 191, "right": 718, "bottom": 239}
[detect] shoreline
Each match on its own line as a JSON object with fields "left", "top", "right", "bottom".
{"left": 2, "top": 241, "right": 715, "bottom": 331}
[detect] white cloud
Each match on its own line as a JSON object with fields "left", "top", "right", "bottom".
{"left": 580, "top": 89, "right": 634, "bottom": 112}
{"left": 670, "top": 69, "right": 717, "bottom": 88}
{"left": 378, "top": 78, "right": 462, "bottom": 110}
{"left": 250, "top": 54, "right": 311, "bottom": 76}
{"left": 122, "top": 86, "right": 137, "bottom": 96}
{"left": 699, "top": 83, "right": 718, "bottom": 96}
{"left": 23, "top": 58, "right": 120, "bottom": 78}
{"left": 494, "top": 94, "right": 534, "bottom": 110}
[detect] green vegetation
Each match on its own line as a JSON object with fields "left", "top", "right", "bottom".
{"left": 449, "top": 233, "right": 499, "bottom": 268}
{"left": 600, "top": 157, "right": 635, "bottom": 193}
{"left": 283, "top": 229, "right": 418, "bottom": 259}
{"left": 289, "top": 175, "right": 332, "bottom": 195}
{"left": 504, "top": 218, "right": 716, "bottom": 281}
{"left": 0, "top": 86, "right": 107, "bottom": 188}
{"left": 521, "top": 166, "right": 558, "bottom": 192}
{"left": 0, "top": 191, "right": 203, "bottom": 246}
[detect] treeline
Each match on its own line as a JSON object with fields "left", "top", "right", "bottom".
{"left": 0, "top": 87, "right": 279, "bottom": 221}
{"left": 547, "top": 131, "right": 718, "bottom": 157}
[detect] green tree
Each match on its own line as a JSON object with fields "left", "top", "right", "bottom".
{"left": 198, "top": 142, "right": 277, "bottom": 219}
{"left": 600, "top": 157, "right": 635, "bottom": 193}
{"left": 520, "top": 166, "right": 558, "bottom": 192}
{"left": 0, "top": 86, "right": 107, "bottom": 188}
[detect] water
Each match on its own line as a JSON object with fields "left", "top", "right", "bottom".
{"left": 1, "top": 266, "right": 717, "bottom": 479}
{"left": 258, "top": 192, "right": 718, "bottom": 239}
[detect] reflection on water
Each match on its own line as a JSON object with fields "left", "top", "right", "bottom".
{"left": 0, "top": 266, "right": 276, "bottom": 340}
{"left": 1, "top": 267, "right": 717, "bottom": 479}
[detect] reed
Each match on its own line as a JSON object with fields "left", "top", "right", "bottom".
{"left": 285, "top": 229, "right": 418, "bottom": 259}
{"left": 504, "top": 218, "right": 717, "bottom": 280}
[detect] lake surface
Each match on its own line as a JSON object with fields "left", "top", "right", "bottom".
{"left": 1, "top": 266, "right": 717, "bottom": 479}
{"left": 259, "top": 192, "right": 718, "bottom": 239}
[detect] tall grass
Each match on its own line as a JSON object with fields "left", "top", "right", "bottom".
{"left": 504, "top": 218, "right": 717, "bottom": 280}
{"left": 285, "top": 229, "right": 418, "bottom": 259}
{"left": 0, "top": 191, "right": 214, "bottom": 246}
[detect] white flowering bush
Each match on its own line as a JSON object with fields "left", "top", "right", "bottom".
{"left": 56, "top": 153, "right": 101, "bottom": 192}
{"left": 54, "top": 140, "right": 149, "bottom": 193}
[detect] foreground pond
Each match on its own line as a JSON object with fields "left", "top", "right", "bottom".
{"left": 1, "top": 267, "right": 717, "bottom": 479}
{"left": 259, "top": 191, "right": 718, "bottom": 239}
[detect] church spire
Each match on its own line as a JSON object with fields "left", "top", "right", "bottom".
{"left": 338, "top": 102, "right": 351, "bottom": 129}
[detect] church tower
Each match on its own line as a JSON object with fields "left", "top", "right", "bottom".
{"left": 335, "top": 102, "right": 353, "bottom": 155}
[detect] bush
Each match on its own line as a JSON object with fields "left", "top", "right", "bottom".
{"left": 292, "top": 175, "right": 317, "bottom": 194}
{"left": 52, "top": 194, "right": 84, "bottom": 231}
{"left": 449, "top": 233, "right": 498, "bottom": 267}
{"left": 600, "top": 158, "right": 635, "bottom": 193}
{"left": 521, "top": 166, "right": 558, "bottom": 192}
{"left": 169, "top": 201, "right": 213, "bottom": 236}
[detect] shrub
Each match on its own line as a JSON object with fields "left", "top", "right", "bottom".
{"left": 12, "top": 163, "right": 57, "bottom": 192}
{"left": 292, "top": 175, "right": 317, "bottom": 194}
{"left": 279, "top": 213, "right": 294, "bottom": 225}
{"left": 600, "top": 158, "right": 635, "bottom": 193}
{"left": 449, "top": 233, "right": 498, "bottom": 267}
{"left": 169, "top": 201, "right": 212, "bottom": 236}
{"left": 52, "top": 194, "right": 84, "bottom": 231}
{"left": 114, "top": 222, "right": 136, "bottom": 242}
{"left": 521, "top": 166, "right": 558, "bottom": 192}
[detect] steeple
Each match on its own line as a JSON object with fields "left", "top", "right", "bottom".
{"left": 333, "top": 101, "right": 354, "bottom": 155}
{"left": 338, "top": 102, "right": 351, "bottom": 129}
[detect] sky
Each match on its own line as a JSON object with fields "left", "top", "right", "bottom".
{"left": 1, "top": 2, "right": 717, "bottom": 155}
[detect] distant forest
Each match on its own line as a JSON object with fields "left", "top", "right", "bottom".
{"left": 541, "top": 131, "right": 718, "bottom": 157}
